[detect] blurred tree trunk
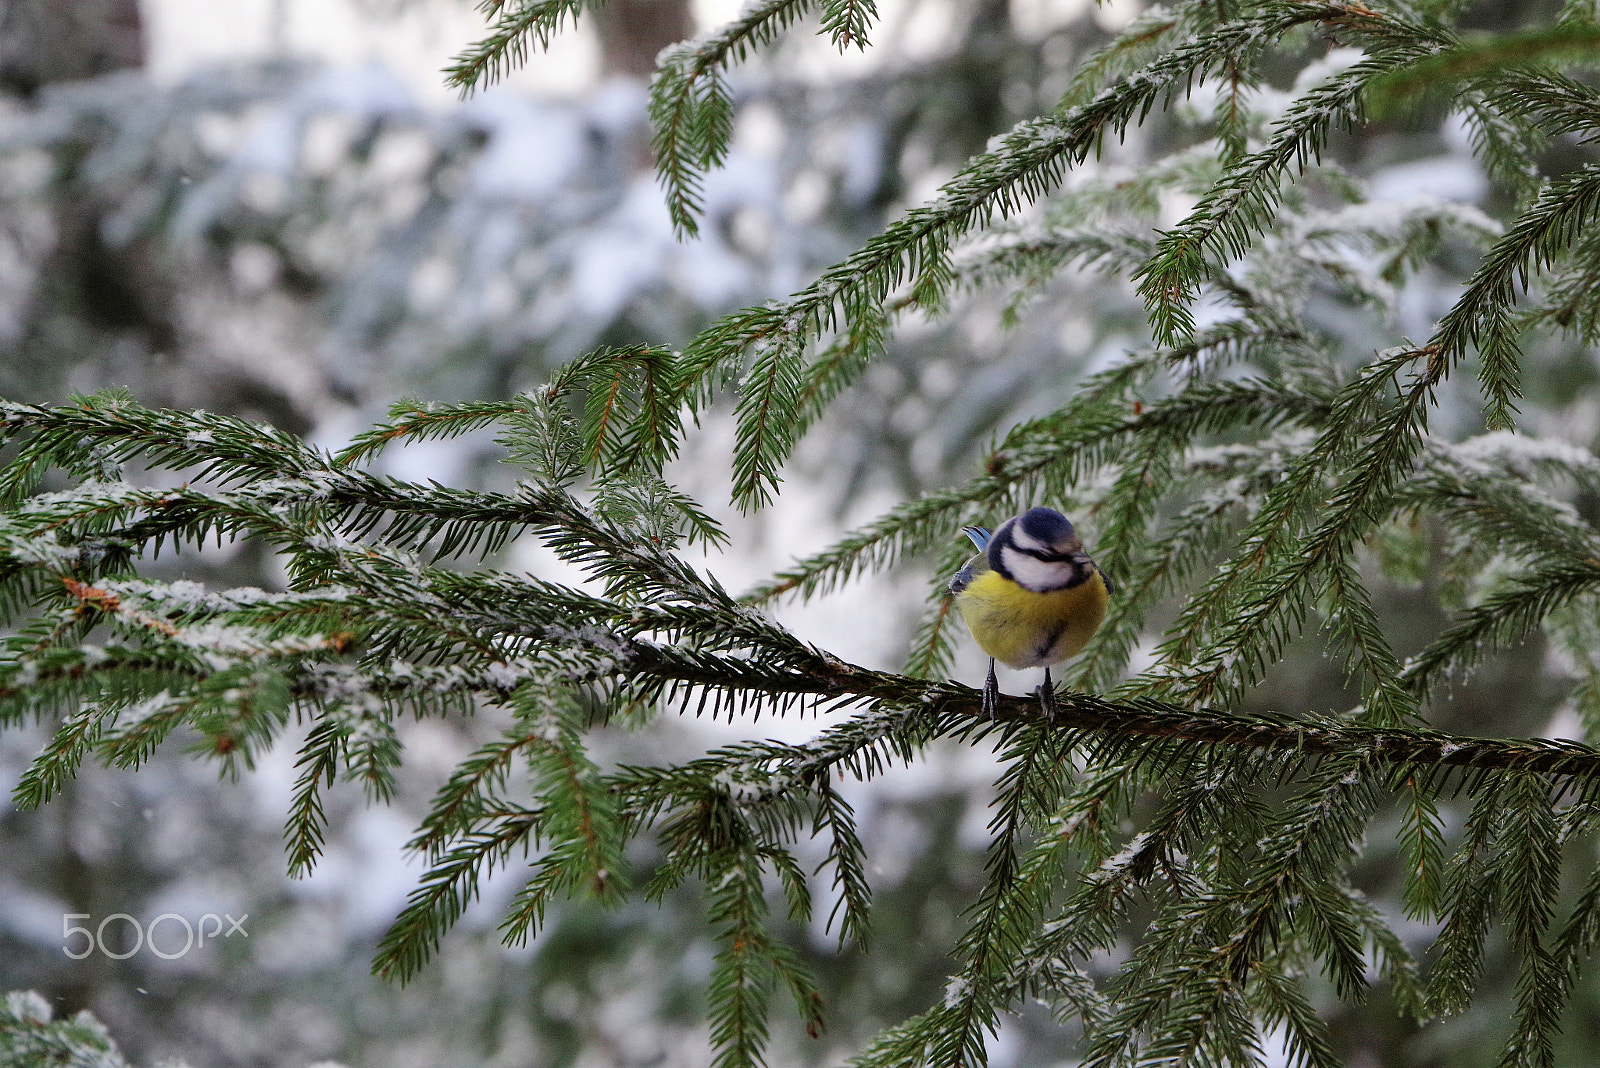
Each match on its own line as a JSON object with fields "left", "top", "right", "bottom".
{"left": 0, "top": 0, "right": 144, "bottom": 96}
{"left": 0, "top": 0, "right": 323, "bottom": 431}
{"left": 593, "top": 0, "right": 693, "bottom": 78}
{"left": 0, "top": 7, "right": 147, "bottom": 1023}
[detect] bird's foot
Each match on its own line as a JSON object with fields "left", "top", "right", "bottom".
{"left": 982, "top": 660, "right": 1000, "bottom": 723}
{"left": 1037, "top": 667, "right": 1059, "bottom": 725}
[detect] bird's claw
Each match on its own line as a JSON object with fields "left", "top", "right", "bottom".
{"left": 1037, "top": 667, "right": 1059, "bottom": 725}
{"left": 982, "top": 660, "right": 1000, "bottom": 723}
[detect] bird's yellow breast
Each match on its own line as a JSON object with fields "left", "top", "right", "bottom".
{"left": 955, "top": 569, "right": 1109, "bottom": 669}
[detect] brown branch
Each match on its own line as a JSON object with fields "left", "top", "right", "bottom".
{"left": 599, "top": 636, "right": 1600, "bottom": 783}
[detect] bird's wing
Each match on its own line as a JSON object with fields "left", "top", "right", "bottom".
{"left": 949, "top": 550, "right": 989, "bottom": 595}
{"left": 961, "top": 526, "right": 991, "bottom": 552}
{"left": 1099, "top": 569, "right": 1116, "bottom": 596}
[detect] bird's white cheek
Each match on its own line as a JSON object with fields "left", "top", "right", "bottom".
{"left": 1000, "top": 547, "right": 1074, "bottom": 591}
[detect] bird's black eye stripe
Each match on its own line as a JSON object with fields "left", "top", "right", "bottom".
{"left": 1020, "top": 549, "right": 1069, "bottom": 562}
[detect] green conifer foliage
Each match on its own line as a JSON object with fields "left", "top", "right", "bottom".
{"left": 0, "top": 992, "right": 136, "bottom": 1068}
{"left": 11, "top": 1, "right": 1600, "bottom": 1065}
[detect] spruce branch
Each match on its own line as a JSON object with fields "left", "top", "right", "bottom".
{"left": 286, "top": 717, "right": 356, "bottom": 878}
{"left": 652, "top": 0, "right": 812, "bottom": 236}
{"left": 1537, "top": 860, "right": 1600, "bottom": 1057}
{"left": 334, "top": 396, "right": 526, "bottom": 469}
{"left": 14, "top": 2, "right": 1600, "bottom": 1056}
{"left": 1369, "top": 20, "right": 1600, "bottom": 114}
{"left": 1484, "top": 65, "right": 1600, "bottom": 144}
{"left": 1154, "top": 347, "right": 1441, "bottom": 706}
{"left": 374, "top": 807, "right": 543, "bottom": 982}
{"left": 1413, "top": 441, "right": 1600, "bottom": 566}
{"left": 1435, "top": 163, "right": 1600, "bottom": 428}
{"left": 497, "top": 681, "right": 627, "bottom": 948}
{"left": 445, "top": 0, "right": 594, "bottom": 96}
{"left": 1252, "top": 964, "right": 1344, "bottom": 1068}
{"left": 0, "top": 396, "right": 328, "bottom": 500}
{"left": 1494, "top": 772, "right": 1565, "bottom": 1068}
{"left": 1057, "top": 6, "right": 1182, "bottom": 110}
{"left": 1428, "top": 782, "right": 1506, "bottom": 1015}
{"left": 679, "top": 2, "right": 1397, "bottom": 505}
{"left": 747, "top": 370, "right": 1328, "bottom": 605}
{"left": 1137, "top": 37, "right": 1447, "bottom": 346}
{"left": 1402, "top": 558, "right": 1600, "bottom": 702}
{"left": 11, "top": 707, "right": 109, "bottom": 811}
{"left": 820, "top": 0, "right": 876, "bottom": 51}
{"left": 1325, "top": 554, "right": 1420, "bottom": 727}
{"left": 1068, "top": 434, "right": 1306, "bottom": 693}
{"left": 928, "top": 724, "right": 1078, "bottom": 1065}
{"left": 1398, "top": 774, "right": 1449, "bottom": 920}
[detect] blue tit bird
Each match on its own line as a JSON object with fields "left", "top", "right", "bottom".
{"left": 948, "top": 507, "right": 1112, "bottom": 721}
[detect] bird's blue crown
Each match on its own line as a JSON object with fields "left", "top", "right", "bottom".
{"left": 1016, "top": 507, "right": 1075, "bottom": 546}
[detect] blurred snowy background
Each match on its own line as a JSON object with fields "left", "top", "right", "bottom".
{"left": 1, "top": 0, "right": 1591, "bottom": 1065}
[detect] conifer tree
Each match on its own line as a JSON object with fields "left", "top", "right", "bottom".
{"left": 10, "top": 1, "right": 1600, "bottom": 1065}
